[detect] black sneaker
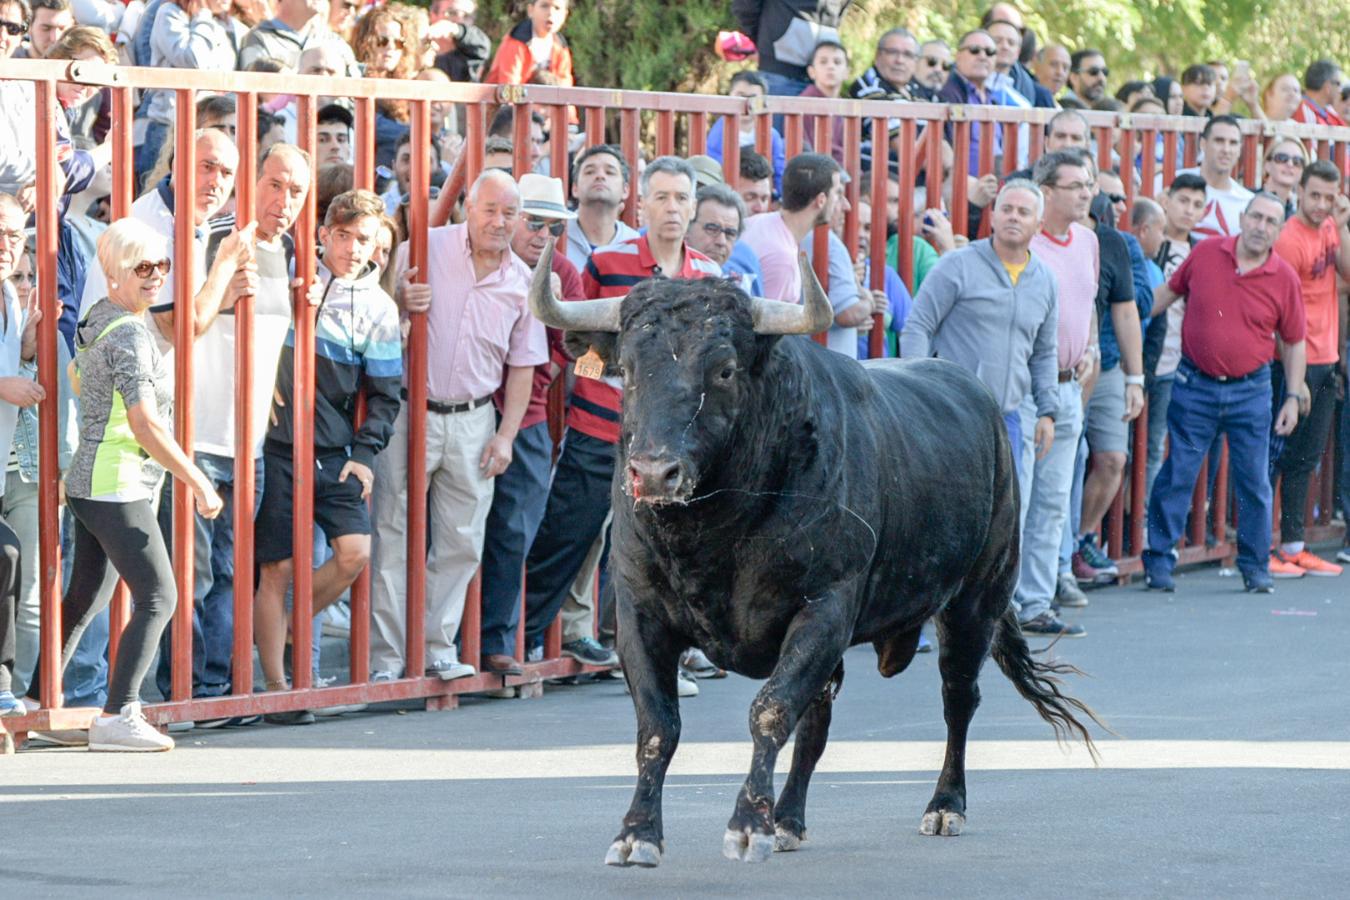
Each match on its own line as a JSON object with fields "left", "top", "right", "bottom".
{"left": 264, "top": 710, "right": 316, "bottom": 726}
{"left": 1020, "top": 612, "right": 1086, "bottom": 638}
{"left": 1055, "top": 573, "right": 1090, "bottom": 608}
{"left": 561, "top": 637, "right": 619, "bottom": 667}
{"left": 1242, "top": 570, "right": 1275, "bottom": 594}
{"left": 195, "top": 716, "right": 233, "bottom": 729}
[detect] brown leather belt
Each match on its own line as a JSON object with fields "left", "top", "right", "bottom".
{"left": 1057, "top": 369, "right": 1075, "bottom": 383}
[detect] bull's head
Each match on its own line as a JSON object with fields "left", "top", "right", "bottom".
{"left": 530, "top": 242, "right": 831, "bottom": 506}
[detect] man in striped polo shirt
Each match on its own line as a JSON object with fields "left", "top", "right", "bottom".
{"left": 522, "top": 156, "right": 720, "bottom": 665}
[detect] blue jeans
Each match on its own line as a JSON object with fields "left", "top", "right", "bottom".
{"left": 1145, "top": 373, "right": 1175, "bottom": 500}
{"left": 155, "top": 454, "right": 263, "bottom": 699}
{"left": 1058, "top": 431, "right": 1088, "bottom": 575}
{"left": 1016, "top": 381, "right": 1084, "bottom": 621}
{"left": 1144, "top": 361, "right": 1273, "bottom": 577}
{"left": 479, "top": 421, "right": 553, "bottom": 658}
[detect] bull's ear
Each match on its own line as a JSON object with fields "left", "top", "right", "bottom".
{"left": 564, "top": 331, "right": 622, "bottom": 376}
{"left": 749, "top": 334, "right": 783, "bottom": 376}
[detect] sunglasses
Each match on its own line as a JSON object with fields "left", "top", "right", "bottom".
{"left": 924, "top": 57, "right": 953, "bottom": 71}
{"left": 960, "top": 46, "right": 997, "bottom": 57}
{"left": 524, "top": 217, "right": 565, "bottom": 236}
{"left": 373, "top": 35, "right": 404, "bottom": 50}
{"left": 0, "top": 20, "right": 26, "bottom": 36}
{"left": 132, "top": 259, "right": 171, "bottom": 278}
{"left": 698, "top": 221, "right": 739, "bottom": 241}
{"left": 1106, "top": 192, "right": 1126, "bottom": 204}
{"left": 1077, "top": 66, "right": 1109, "bottom": 77}
{"left": 1268, "top": 152, "right": 1305, "bottom": 167}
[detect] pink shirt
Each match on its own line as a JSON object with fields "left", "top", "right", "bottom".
{"left": 740, "top": 212, "right": 801, "bottom": 302}
{"left": 1030, "top": 223, "right": 1099, "bottom": 370}
{"left": 399, "top": 223, "right": 549, "bottom": 402}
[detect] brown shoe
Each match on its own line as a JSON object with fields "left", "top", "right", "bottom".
{"left": 482, "top": 654, "right": 524, "bottom": 676}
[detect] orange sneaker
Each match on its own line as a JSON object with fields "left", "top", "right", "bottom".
{"left": 1285, "top": 549, "right": 1343, "bottom": 577}
{"left": 1268, "top": 552, "right": 1306, "bottom": 578}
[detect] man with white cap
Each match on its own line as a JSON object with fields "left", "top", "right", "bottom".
{"left": 477, "top": 173, "right": 586, "bottom": 677}
{"left": 370, "top": 169, "right": 549, "bottom": 683}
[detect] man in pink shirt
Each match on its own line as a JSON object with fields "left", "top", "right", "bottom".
{"left": 1016, "top": 150, "right": 1100, "bottom": 639}
{"left": 370, "top": 169, "right": 549, "bottom": 682}
{"left": 739, "top": 153, "right": 846, "bottom": 302}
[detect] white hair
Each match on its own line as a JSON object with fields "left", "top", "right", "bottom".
{"left": 97, "top": 218, "right": 170, "bottom": 284}
{"left": 996, "top": 178, "right": 1044, "bottom": 218}
{"left": 467, "top": 168, "right": 520, "bottom": 205}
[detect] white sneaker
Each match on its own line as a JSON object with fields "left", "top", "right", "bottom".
{"left": 320, "top": 602, "right": 352, "bottom": 639}
{"left": 426, "top": 659, "right": 476, "bottom": 681}
{"left": 676, "top": 671, "right": 699, "bottom": 698}
{"left": 88, "top": 702, "right": 174, "bottom": 752}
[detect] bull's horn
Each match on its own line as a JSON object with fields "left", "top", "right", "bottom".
{"left": 528, "top": 241, "right": 622, "bottom": 332}
{"left": 751, "top": 252, "right": 835, "bottom": 335}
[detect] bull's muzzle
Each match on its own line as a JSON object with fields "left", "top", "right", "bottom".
{"left": 626, "top": 454, "right": 692, "bottom": 505}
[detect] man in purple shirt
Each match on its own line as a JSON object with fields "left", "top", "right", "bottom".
{"left": 370, "top": 169, "right": 548, "bottom": 682}
{"left": 937, "top": 28, "right": 1010, "bottom": 174}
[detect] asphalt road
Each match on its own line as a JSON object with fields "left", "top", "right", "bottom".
{"left": 5, "top": 556, "right": 1348, "bottom": 898}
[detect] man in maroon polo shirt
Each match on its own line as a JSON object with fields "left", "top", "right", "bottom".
{"left": 1144, "top": 192, "right": 1307, "bottom": 594}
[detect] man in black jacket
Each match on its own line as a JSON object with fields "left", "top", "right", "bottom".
{"left": 430, "top": 0, "right": 492, "bottom": 82}
{"left": 733, "top": 0, "right": 851, "bottom": 96}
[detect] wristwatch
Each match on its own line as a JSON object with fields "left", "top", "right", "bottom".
{"left": 1123, "top": 374, "right": 1145, "bottom": 387}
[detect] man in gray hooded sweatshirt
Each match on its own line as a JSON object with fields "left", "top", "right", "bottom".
{"left": 900, "top": 178, "right": 1060, "bottom": 468}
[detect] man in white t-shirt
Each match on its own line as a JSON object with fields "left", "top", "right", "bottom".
{"left": 1177, "top": 115, "right": 1253, "bottom": 239}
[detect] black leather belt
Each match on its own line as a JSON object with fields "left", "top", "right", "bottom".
{"left": 1179, "top": 358, "right": 1267, "bottom": 384}
{"left": 400, "top": 390, "right": 492, "bottom": 414}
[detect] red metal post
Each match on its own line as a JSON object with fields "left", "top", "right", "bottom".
{"left": 977, "top": 120, "right": 995, "bottom": 238}
{"left": 687, "top": 111, "right": 707, "bottom": 156}
{"left": 722, "top": 115, "right": 741, "bottom": 188}
{"left": 170, "top": 90, "right": 198, "bottom": 703}
{"left": 1003, "top": 117, "right": 1020, "bottom": 178}
{"left": 951, "top": 120, "right": 971, "bottom": 238}
{"left": 512, "top": 100, "right": 535, "bottom": 181}
{"left": 353, "top": 96, "right": 376, "bottom": 192}
{"left": 465, "top": 101, "right": 485, "bottom": 188}
{"left": 619, "top": 108, "right": 640, "bottom": 229}
{"left": 550, "top": 103, "right": 570, "bottom": 195}
{"left": 656, "top": 110, "right": 675, "bottom": 157}
{"left": 812, "top": 113, "right": 830, "bottom": 162}
{"left": 1239, "top": 132, "right": 1259, "bottom": 187}
{"left": 896, "top": 118, "right": 918, "bottom": 294}
{"left": 1162, "top": 131, "right": 1179, "bottom": 188}
{"left": 1120, "top": 128, "right": 1136, "bottom": 224}
{"left": 755, "top": 111, "right": 772, "bottom": 160}
{"left": 785, "top": 114, "right": 804, "bottom": 159}
{"left": 405, "top": 98, "right": 432, "bottom": 681}
{"left": 1182, "top": 133, "right": 1198, "bottom": 168}
{"left": 290, "top": 94, "right": 317, "bottom": 691}
{"left": 1095, "top": 125, "right": 1112, "bottom": 178}
{"left": 461, "top": 570, "right": 482, "bottom": 675}
{"left": 585, "top": 106, "right": 607, "bottom": 148}
{"left": 1140, "top": 128, "right": 1158, "bottom": 200}
{"left": 231, "top": 89, "right": 258, "bottom": 697}
{"left": 35, "top": 79, "right": 63, "bottom": 709}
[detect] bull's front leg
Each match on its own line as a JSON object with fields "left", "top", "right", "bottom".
{"left": 725, "top": 599, "right": 851, "bottom": 863}
{"left": 605, "top": 585, "right": 684, "bottom": 868}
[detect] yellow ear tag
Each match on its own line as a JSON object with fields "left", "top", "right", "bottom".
{"left": 574, "top": 347, "right": 605, "bottom": 380}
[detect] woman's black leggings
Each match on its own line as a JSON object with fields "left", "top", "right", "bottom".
{"left": 27, "top": 496, "right": 177, "bottom": 713}
{"left": 0, "top": 515, "right": 21, "bottom": 694}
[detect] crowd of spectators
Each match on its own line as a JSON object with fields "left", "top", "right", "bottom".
{"left": 1, "top": 0, "right": 1348, "bottom": 742}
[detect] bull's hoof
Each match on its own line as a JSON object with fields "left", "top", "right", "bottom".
{"left": 723, "top": 827, "right": 775, "bottom": 863}
{"left": 919, "top": 811, "right": 965, "bottom": 836}
{"left": 605, "top": 836, "right": 663, "bottom": 868}
{"left": 773, "top": 824, "right": 805, "bottom": 852}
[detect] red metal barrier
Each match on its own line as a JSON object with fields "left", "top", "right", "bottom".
{"left": 1, "top": 59, "right": 1345, "bottom": 742}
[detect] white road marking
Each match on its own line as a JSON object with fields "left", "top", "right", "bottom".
{"left": 5, "top": 740, "right": 1349, "bottom": 788}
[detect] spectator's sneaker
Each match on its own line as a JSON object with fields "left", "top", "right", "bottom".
{"left": 1336, "top": 545, "right": 1350, "bottom": 563}
{"left": 88, "top": 702, "right": 174, "bottom": 752}
{"left": 1268, "top": 553, "right": 1306, "bottom": 579}
{"left": 680, "top": 648, "right": 726, "bottom": 678}
{"left": 264, "top": 710, "right": 316, "bottom": 726}
{"left": 370, "top": 670, "right": 398, "bottom": 683}
{"left": 1055, "top": 572, "right": 1090, "bottom": 608}
{"left": 677, "top": 670, "right": 699, "bottom": 697}
{"left": 195, "top": 716, "right": 233, "bottom": 729}
{"left": 320, "top": 602, "right": 352, "bottom": 639}
{"left": 1242, "top": 570, "right": 1275, "bottom": 594}
{"left": 426, "top": 659, "right": 476, "bottom": 681}
{"left": 1071, "top": 551, "right": 1109, "bottom": 585}
{"left": 1077, "top": 535, "right": 1119, "bottom": 580}
{"left": 526, "top": 645, "right": 544, "bottom": 663}
{"left": 0, "top": 691, "right": 24, "bottom": 716}
{"left": 228, "top": 715, "right": 262, "bottom": 727}
{"left": 562, "top": 637, "right": 619, "bottom": 667}
{"left": 1142, "top": 555, "right": 1175, "bottom": 592}
{"left": 1282, "top": 550, "right": 1342, "bottom": 577}
{"left": 916, "top": 632, "right": 933, "bottom": 653}
{"left": 1020, "top": 612, "right": 1086, "bottom": 638}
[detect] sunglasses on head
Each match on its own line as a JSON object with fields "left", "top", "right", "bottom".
{"left": 1268, "top": 152, "right": 1305, "bottom": 167}
{"left": 1078, "top": 66, "right": 1109, "bottom": 77}
{"left": 132, "top": 259, "right": 171, "bottom": 278}
{"left": 0, "top": 20, "right": 26, "bottom": 35}
{"left": 524, "top": 217, "right": 565, "bottom": 236}
{"left": 961, "top": 45, "right": 996, "bottom": 57}
{"left": 925, "top": 57, "right": 953, "bottom": 71}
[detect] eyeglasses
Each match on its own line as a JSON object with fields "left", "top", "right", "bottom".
{"left": 523, "top": 217, "right": 565, "bottom": 236}
{"left": 923, "top": 57, "right": 952, "bottom": 71}
{"left": 1048, "top": 181, "right": 1092, "bottom": 193}
{"left": 0, "top": 228, "right": 24, "bottom": 247}
{"left": 878, "top": 47, "right": 918, "bottom": 60}
{"left": 0, "top": 20, "right": 27, "bottom": 36}
{"left": 373, "top": 35, "right": 404, "bottom": 50}
{"left": 1106, "top": 192, "right": 1126, "bottom": 204}
{"left": 1268, "top": 152, "right": 1305, "bottom": 167}
{"left": 960, "top": 45, "right": 997, "bottom": 57}
{"left": 132, "top": 259, "right": 171, "bottom": 278}
{"left": 1076, "top": 66, "right": 1109, "bottom": 77}
{"left": 697, "top": 221, "right": 739, "bottom": 241}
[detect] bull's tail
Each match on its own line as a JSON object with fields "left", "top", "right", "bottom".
{"left": 990, "top": 608, "right": 1108, "bottom": 763}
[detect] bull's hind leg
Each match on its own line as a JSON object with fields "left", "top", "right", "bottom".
{"left": 772, "top": 661, "right": 844, "bottom": 852}
{"left": 921, "top": 602, "right": 998, "bottom": 837}
{"left": 605, "top": 589, "right": 685, "bottom": 869}
{"left": 725, "top": 601, "right": 850, "bottom": 863}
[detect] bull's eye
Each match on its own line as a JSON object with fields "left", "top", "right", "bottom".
{"left": 718, "top": 365, "right": 736, "bottom": 382}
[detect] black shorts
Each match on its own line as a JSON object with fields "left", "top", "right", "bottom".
{"left": 255, "top": 442, "right": 371, "bottom": 565}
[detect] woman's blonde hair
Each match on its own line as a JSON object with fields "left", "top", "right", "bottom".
{"left": 97, "top": 218, "right": 169, "bottom": 287}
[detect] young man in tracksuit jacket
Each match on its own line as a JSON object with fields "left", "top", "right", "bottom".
{"left": 253, "top": 189, "right": 402, "bottom": 712}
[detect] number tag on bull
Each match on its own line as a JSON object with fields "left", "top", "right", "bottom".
{"left": 575, "top": 347, "right": 605, "bottom": 380}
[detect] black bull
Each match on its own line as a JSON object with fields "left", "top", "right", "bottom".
{"left": 529, "top": 246, "right": 1100, "bottom": 868}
